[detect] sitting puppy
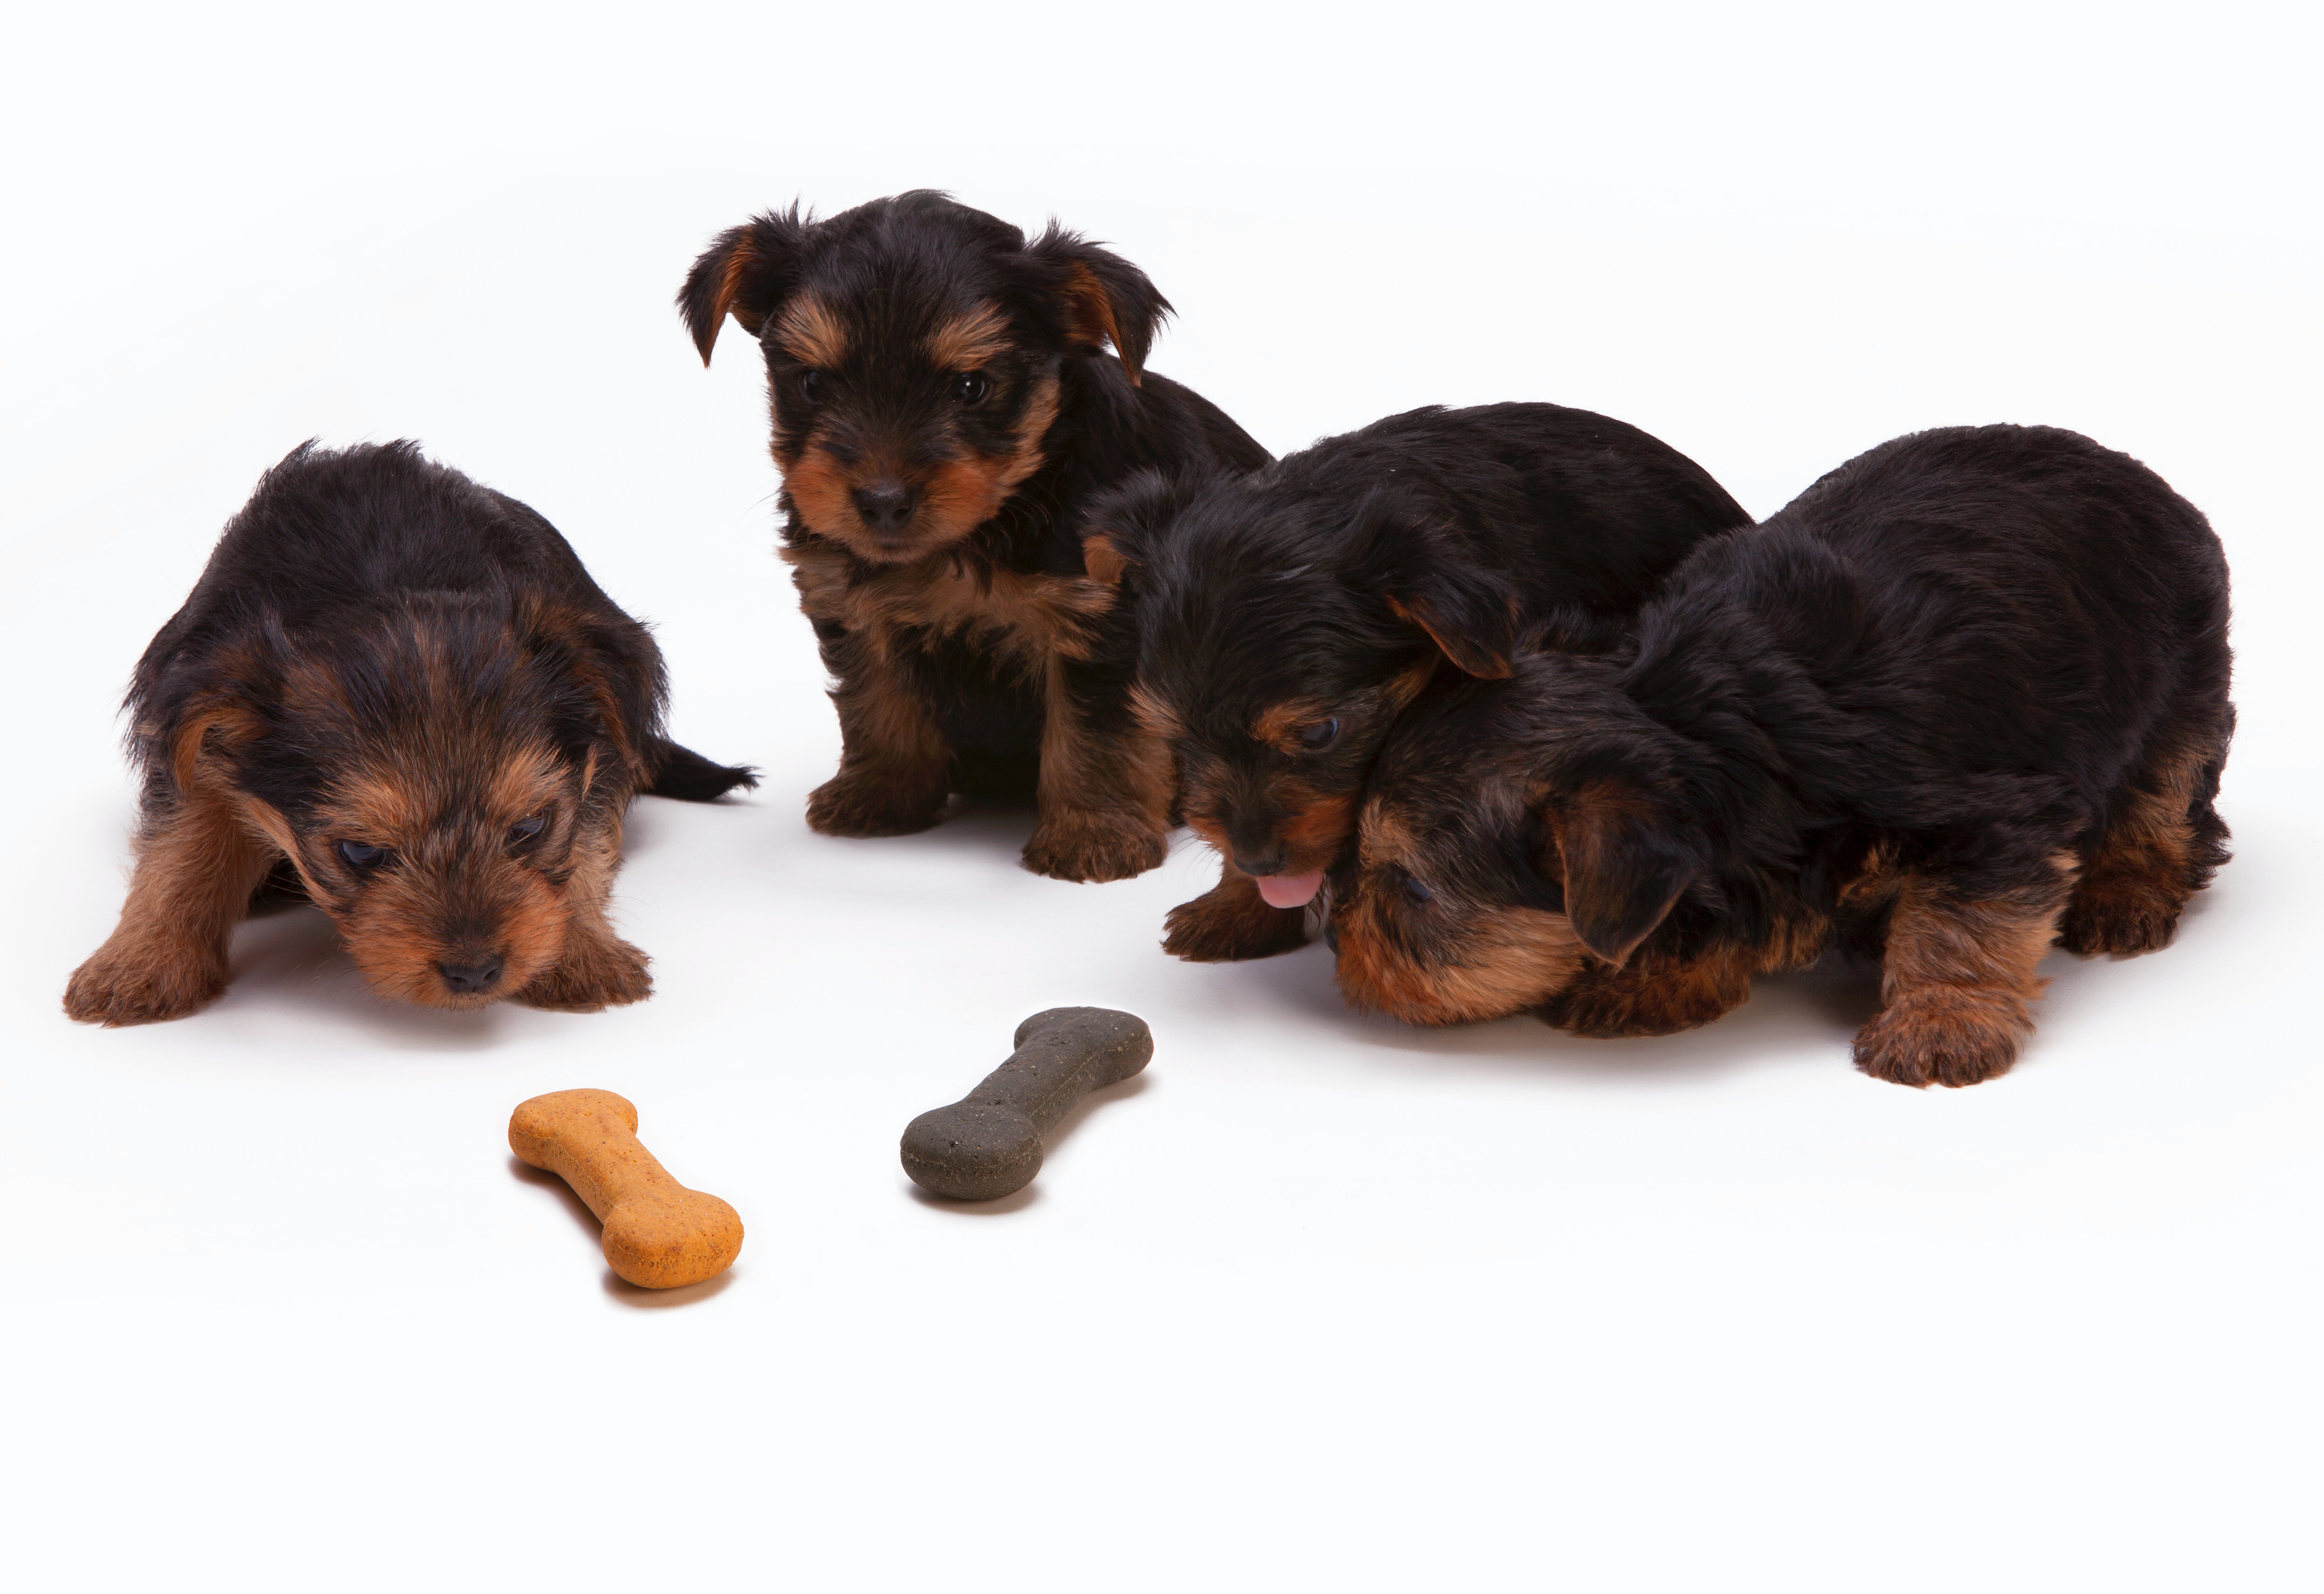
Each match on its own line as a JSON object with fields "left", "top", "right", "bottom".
{"left": 1329, "top": 425, "right": 2234, "bottom": 1088}
{"left": 679, "top": 191, "right": 1269, "bottom": 881}
{"left": 1085, "top": 403, "right": 1747, "bottom": 961}
{"left": 65, "top": 442, "right": 756, "bottom": 1025}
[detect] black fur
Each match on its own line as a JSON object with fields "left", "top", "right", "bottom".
{"left": 1334, "top": 424, "right": 2235, "bottom": 1086}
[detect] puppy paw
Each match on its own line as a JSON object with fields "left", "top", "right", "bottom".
{"left": 1538, "top": 959, "right": 1746, "bottom": 1038}
{"left": 1163, "top": 880, "right": 1310, "bottom": 962}
{"left": 64, "top": 941, "right": 225, "bottom": 1026}
{"left": 806, "top": 771, "right": 947, "bottom": 838}
{"left": 1852, "top": 1000, "right": 2021, "bottom": 1088}
{"left": 1022, "top": 812, "right": 1168, "bottom": 883}
{"left": 2056, "top": 883, "right": 2183, "bottom": 957}
{"left": 518, "top": 935, "right": 653, "bottom": 1013}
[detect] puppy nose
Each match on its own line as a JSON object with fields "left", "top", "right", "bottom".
{"left": 852, "top": 481, "right": 918, "bottom": 534}
{"left": 1234, "top": 845, "right": 1287, "bottom": 877}
{"left": 439, "top": 955, "right": 504, "bottom": 995}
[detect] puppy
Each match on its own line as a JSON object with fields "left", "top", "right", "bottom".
{"left": 1085, "top": 402, "right": 1747, "bottom": 961}
{"left": 1329, "top": 424, "right": 2234, "bottom": 1088}
{"left": 65, "top": 441, "right": 756, "bottom": 1025}
{"left": 678, "top": 191, "right": 1269, "bottom": 881}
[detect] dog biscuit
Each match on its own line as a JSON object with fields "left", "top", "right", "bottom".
{"left": 509, "top": 1089, "right": 743, "bottom": 1288}
{"left": 901, "top": 1007, "right": 1152, "bottom": 1201}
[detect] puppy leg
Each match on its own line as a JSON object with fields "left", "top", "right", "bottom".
{"left": 1163, "top": 863, "right": 1313, "bottom": 961}
{"left": 2058, "top": 742, "right": 2223, "bottom": 956}
{"left": 1854, "top": 862, "right": 2071, "bottom": 1088}
{"left": 66, "top": 775, "right": 273, "bottom": 1025}
{"left": 1538, "top": 941, "right": 1754, "bottom": 1038}
{"left": 515, "top": 821, "right": 652, "bottom": 1012}
{"left": 1021, "top": 655, "right": 1171, "bottom": 882}
{"left": 806, "top": 642, "right": 952, "bottom": 838}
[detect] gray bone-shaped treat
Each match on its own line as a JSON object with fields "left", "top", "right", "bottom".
{"left": 900, "top": 1007, "right": 1153, "bottom": 1201}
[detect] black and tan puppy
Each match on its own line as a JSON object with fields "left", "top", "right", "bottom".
{"left": 679, "top": 191, "right": 1268, "bottom": 881}
{"left": 64, "top": 441, "right": 755, "bottom": 1026}
{"left": 1330, "top": 424, "right": 2234, "bottom": 1088}
{"left": 1085, "top": 403, "right": 1747, "bottom": 960}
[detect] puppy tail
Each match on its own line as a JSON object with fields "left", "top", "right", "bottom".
{"left": 642, "top": 737, "right": 759, "bottom": 802}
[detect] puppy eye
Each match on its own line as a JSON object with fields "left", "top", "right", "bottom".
{"left": 508, "top": 815, "right": 546, "bottom": 846}
{"left": 339, "top": 840, "right": 392, "bottom": 871}
{"left": 1403, "top": 873, "right": 1434, "bottom": 904}
{"left": 796, "top": 370, "right": 822, "bottom": 402}
{"left": 1299, "top": 718, "right": 1341, "bottom": 750}
{"left": 951, "top": 371, "right": 990, "bottom": 406}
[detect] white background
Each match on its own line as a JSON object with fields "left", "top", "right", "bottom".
{"left": 3, "top": 3, "right": 2318, "bottom": 1588}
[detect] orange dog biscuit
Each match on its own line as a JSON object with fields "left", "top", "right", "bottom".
{"left": 509, "top": 1089, "right": 743, "bottom": 1289}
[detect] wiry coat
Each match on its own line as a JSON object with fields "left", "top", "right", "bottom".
{"left": 66, "top": 441, "right": 753, "bottom": 1024}
{"left": 1331, "top": 424, "right": 2234, "bottom": 1088}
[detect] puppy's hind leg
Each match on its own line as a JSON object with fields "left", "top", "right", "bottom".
{"left": 66, "top": 774, "right": 274, "bottom": 1025}
{"left": 1854, "top": 859, "right": 2073, "bottom": 1088}
{"left": 2059, "top": 733, "right": 2231, "bottom": 957}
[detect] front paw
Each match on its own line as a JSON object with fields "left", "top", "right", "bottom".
{"left": 518, "top": 935, "right": 654, "bottom": 1013}
{"left": 1163, "top": 879, "right": 1310, "bottom": 962}
{"left": 1851, "top": 997, "right": 2021, "bottom": 1088}
{"left": 64, "top": 940, "right": 226, "bottom": 1026}
{"left": 1538, "top": 959, "right": 1746, "bottom": 1038}
{"left": 806, "top": 770, "right": 948, "bottom": 838}
{"left": 1022, "top": 811, "right": 1168, "bottom": 883}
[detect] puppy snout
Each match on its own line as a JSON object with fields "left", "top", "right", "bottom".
{"left": 852, "top": 481, "right": 919, "bottom": 534}
{"left": 438, "top": 954, "right": 504, "bottom": 996}
{"left": 1233, "top": 844, "right": 1287, "bottom": 877}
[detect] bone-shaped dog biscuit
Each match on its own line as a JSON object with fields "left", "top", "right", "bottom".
{"left": 901, "top": 1007, "right": 1153, "bottom": 1201}
{"left": 509, "top": 1089, "right": 743, "bottom": 1288}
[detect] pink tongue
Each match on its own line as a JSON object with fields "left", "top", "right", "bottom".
{"left": 1255, "top": 870, "right": 1325, "bottom": 909}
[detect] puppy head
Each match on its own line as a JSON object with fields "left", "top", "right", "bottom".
{"left": 191, "top": 593, "right": 653, "bottom": 1009}
{"left": 1328, "top": 659, "right": 1706, "bottom": 1023}
{"left": 1086, "top": 474, "right": 1524, "bottom": 903}
{"left": 678, "top": 190, "right": 1169, "bottom": 566}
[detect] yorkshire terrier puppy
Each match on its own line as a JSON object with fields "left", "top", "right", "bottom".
{"left": 1329, "top": 425, "right": 2234, "bottom": 1088}
{"left": 1084, "top": 403, "right": 1747, "bottom": 960}
{"left": 65, "top": 441, "right": 755, "bottom": 1025}
{"left": 679, "top": 190, "right": 1269, "bottom": 881}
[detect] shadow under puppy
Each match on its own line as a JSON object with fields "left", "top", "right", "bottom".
{"left": 1330, "top": 424, "right": 2234, "bottom": 1087}
{"left": 1086, "top": 402, "right": 1747, "bottom": 961}
{"left": 680, "top": 190, "right": 1269, "bottom": 881}
{"left": 65, "top": 441, "right": 756, "bottom": 1026}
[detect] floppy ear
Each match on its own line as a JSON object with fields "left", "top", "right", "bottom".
{"left": 1077, "top": 469, "right": 1214, "bottom": 588}
{"left": 516, "top": 593, "right": 664, "bottom": 784}
{"left": 1548, "top": 781, "right": 1702, "bottom": 966}
{"left": 1338, "top": 494, "right": 1519, "bottom": 679}
{"left": 676, "top": 207, "right": 810, "bottom": 364}
{"left": 1026, "top": 226, "right": 1170, "bottom": 385}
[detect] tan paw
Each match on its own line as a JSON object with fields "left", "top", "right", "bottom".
{"left": 517, "top": 935, "right": 654, "bottom": 1013}
{"left": 64, "top": 941, "right": 226, "bottom": 1026}
{"left": 806, "top": 770, "right": 948, "bottom": 838}
{"left": 1538, "top": 958, "right": 1747, "bottom": 1038}
{"left": 1021, "top": 812, "right": 1168, "bottom": 883}
{"left": 1852, "top": 998, "right": 2022, "bottom": 1087}
{"left": 1162, "top": 879, "right": 1310, "bottom": 962}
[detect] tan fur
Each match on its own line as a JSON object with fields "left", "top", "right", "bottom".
{"left": 1540, "top": 940, "right": 1758, "bottom": 1037}
{"left": 1022, "top": 651, "right": 1175, "bottom": 882}
{"left": 1252, "top": 699, "right": 1334, "bottom": 754}
{"left": 1336, "top": 898, "right": 1589, "bottom": 1024}
{"left": 788, "top": 541, "right": 1118, "bottom": 677}
{"left": 1081, "top": 533, "right": 1129, "bottom": 588}
{"left": 925, "top": 303, "right": 1012, "bottom": 370}
{"left": 1059, "top": 261, "right": 1140, "bottom": 384}
{"left": 64, "top": 763, "right": 275, "bottom": 1026}
{"left": 772, "top": 293, "right": 848, "bottom": 367}
{"left": 1162, "top": 866, "right": 1313, "bottom": 962}
{"left": 2059, "top": 742, "right": 2209, "bottom": 956}
{"left": 1853, "top": 859, "right": 2074, "bottom": 1087}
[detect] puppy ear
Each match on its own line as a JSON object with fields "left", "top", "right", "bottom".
{"left": 1339, "top": 494, "right": 1519, "bottom": 679}
{"left": 676, "top": 207, "right": 809, "bottom": 365}
{"left": 516, "top": 593, "right": 663, "bottom": 783}
{"left": 1077, "top": 468, "right": 1212, "bottom": 588}
{"left": 1027, "top": 226, "right": 1170, "bottom": 385}
{"left": 1548, "top": 780, "right": 1701, "bottom": 967}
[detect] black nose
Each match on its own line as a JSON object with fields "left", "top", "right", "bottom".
{"left": 853, "top": 481, "right": 918, "bottom": 534}
{"left": 1234, "top": 845, "right": 1287, "bottom": 877}
{"left": 439, "top": 955, "right": 504, "bottom": 995}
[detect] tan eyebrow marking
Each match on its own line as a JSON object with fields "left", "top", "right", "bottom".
{"left": 925, "top": 302, "right": 1012, "bottom": 370}
{"left": 773, "top": 294, "right": 849, "bottom": 367}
